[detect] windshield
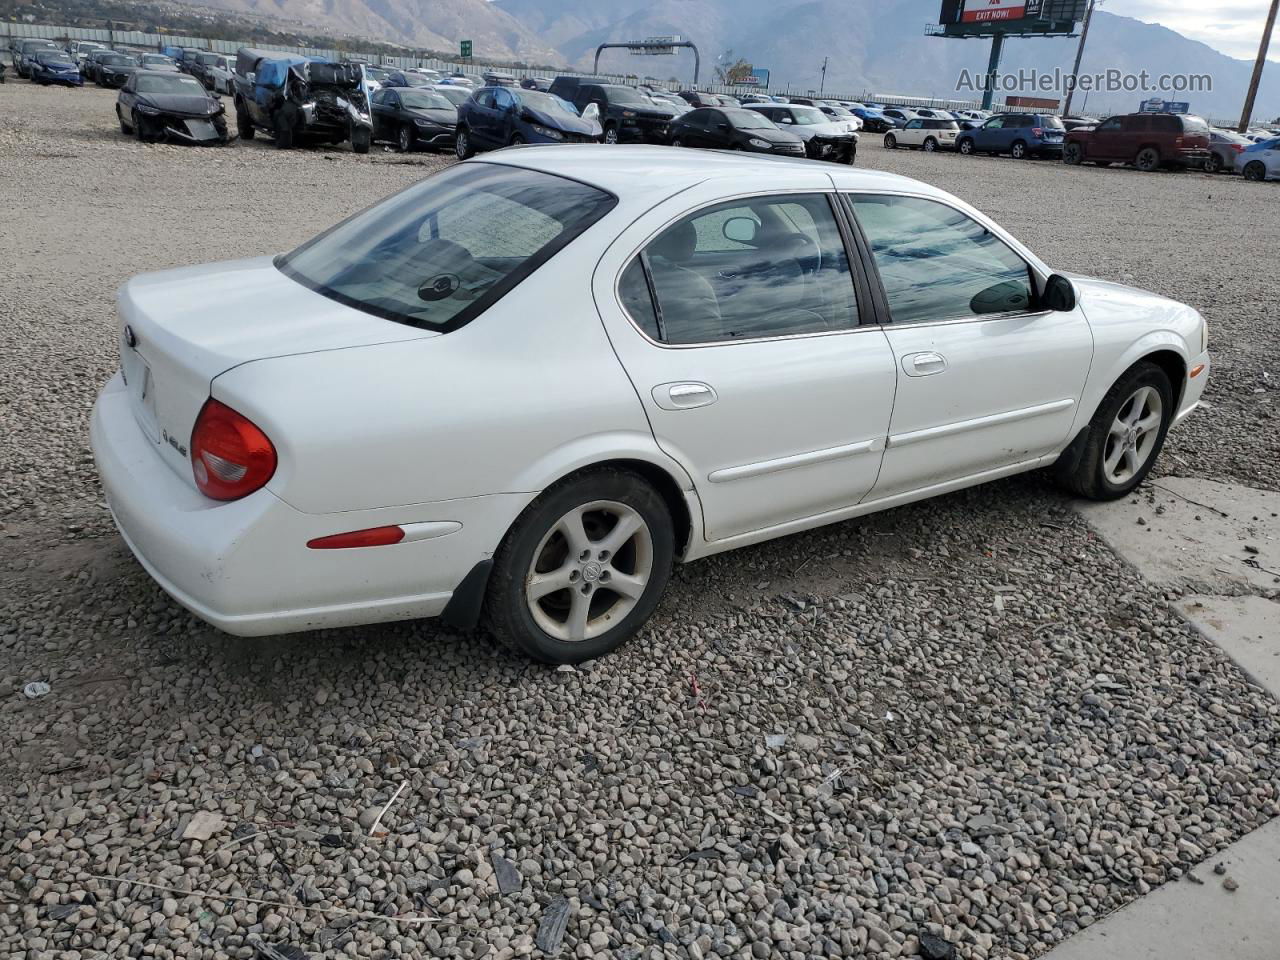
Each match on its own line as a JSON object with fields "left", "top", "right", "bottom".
{"left": 518, "top": 90, "right": 579, "bottom": 116}
{"left": 400, "top": 89, "right": 453, "bottom": 111}
{"left": 726, "top": 109, "right": 776, "bottom": 130}
{"left": 102, "top": 55, "right": 133, "bottom": 66}
{"left": 278, "top": 164, "right": 616, "bottom": 332}
{"left": 397, "top": 73, "right": 431, "bottom": 86}
{"left": 141, "top": 55, "right": 170, "bottom": 65}
{"left": 432, "top": 86, "right": 471, "bottom": 106}
{"left": 137, "top": 74, "right": 205, "bottom": 95}
{"left": 790, "top": 106, "right": 828, "bottom": 125}
{"left": 366, "top": 67, "right": 390, "bottom": 80}
{"left": 603, "top": 85, "right": 649, "bottom": 106}
{"left": 40, "top": 53, "right": 74, "bottom": 64}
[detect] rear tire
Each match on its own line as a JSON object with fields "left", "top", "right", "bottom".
{"left": 1243, "top": 160, "right": 1266, "bottom": 182}
{"left": 484, "top": 469, "right": 675, "bottom": 664}
{"left": 1054, "top": 362, "right": 1173, "bottom": 501}
{"left": 1204, "top": 152, "right": 1223, "bottom": 174}
{"left": 1011, "top": 139, "right": 1027, "bottom": 160}
{"left": 1135, "top": 146, "right": 1161, "bottom": 172}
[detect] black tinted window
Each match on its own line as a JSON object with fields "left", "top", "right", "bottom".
{"left": 622, "top": 195, "right": 859, "bottom": 344}
{"left": 850, "top": 195, "right": 1035, "bottom": 324}
{"left": 279, "top": 164, "right": 616, "bottom": 331}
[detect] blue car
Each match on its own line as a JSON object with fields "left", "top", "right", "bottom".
{"left": 29, "top": 50, "right": 83, "bottom": 87}
{"left": 455, "top": 86, "right": 601, "bottom": 158}
{"left": 851, "top": 107, "right": 893, "bottom": 133}
{"left": 956, "top": 112, "right": 1065, "bottom": 159}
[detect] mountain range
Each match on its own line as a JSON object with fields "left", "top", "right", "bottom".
{"left": 180, "top": 0, "right": 1280, "bottom": 121}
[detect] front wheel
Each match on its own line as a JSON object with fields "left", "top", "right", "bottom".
{"left": 884, "top": 134, "right": 897, "bottom": 149}
{"left": 236, "top": 103, "right": 254, "bottom": 140}
{"left": 1055, "top": 362, "right": 1173, "bottom": 501}
{"left": 117, "top": 106, "right": 131, "bottom": 135}
{"left": 455, "top": 127, "right": 474, "bottom": 159}
{"left": 603, "top": 124, "right": 619, "bottom": 145}
{"left": 671, "top": 137, "right": 684, "bottom": 147}
{"left": 350, "top": 125, "right": 371, "bottom": 154}
{"left": 1135, "top": 146, "right": 1161, "bottom": 172}
{"left": 397, "top": 124, "right": 414, "bottom": 152}
{"left": 510, "top": 133, "right": 525, "bottom": 146}
{"left": 484, "top": 470, "right": 675, "bottom": 664}
{"left": 1243, "top": 160, "right": 1266, "bottom": 182}
{"left": 958, "top": 137, "right": 974, "bottom": 155}
{"left": 1063, "top": 141, "right": 1083, "bottom": 165}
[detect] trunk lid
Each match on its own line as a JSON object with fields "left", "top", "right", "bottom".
{"left": 117, "top": 255, "right": 438, "bottom": 486}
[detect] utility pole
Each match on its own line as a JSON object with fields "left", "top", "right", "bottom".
{"left": 1062, "top": 0, "right": 1097, "bottom": 118}
{"left": 1238, "top": 0, "right": 1279, "bottom": 132}
{"left": 819, "top": 56, "right": 828, "bottom": 95}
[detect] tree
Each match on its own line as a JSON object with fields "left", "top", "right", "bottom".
{"left": 715, "top": 50, "right": 752, "bottom": 85}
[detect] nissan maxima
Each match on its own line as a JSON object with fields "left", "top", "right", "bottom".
{"left": 91, "top": 148, "right": 1210, "bottom": 663}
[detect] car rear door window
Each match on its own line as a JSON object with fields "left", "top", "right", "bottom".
{"left": 849, "top": 194, "right": 1036, "bottom": 324}
{"left": 618, "top": 194, "right": 859, "bottom": 344}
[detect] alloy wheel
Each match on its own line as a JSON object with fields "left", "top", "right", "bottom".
{"left": 398, "top": 126, "right": 412, "bottom": 152}
{"left": 604, "top": 127, "right": 618, "bottom": 144}
{"left": 1244, "top": 161, "right": 1265, "bottom": 182}
{"left": 1012, "top": 141, "right": 1026, "bottom": 159}
{"left": 959, "top": 139, "right": 973, "bottom": 155}
{"left": 1136, "top": 147, "right": 1160, "bottom": 172}
{"left": 1103, "top": 386, "right": 1163, "bottom": 486}
{"left": 524, "top": 500, "right": 653, "bottom": 643}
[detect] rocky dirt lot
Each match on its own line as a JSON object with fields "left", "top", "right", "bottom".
{"left": 2, "top": 81, "right": 1279, "bottom": 960}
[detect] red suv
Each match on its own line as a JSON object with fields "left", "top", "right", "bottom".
{"left": 1063, "top": 113, "right": 1211, "bottom": 171}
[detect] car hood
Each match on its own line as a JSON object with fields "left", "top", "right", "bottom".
{"left": 406, "top": 106, "right": 457, "bottom": 125}
{"left": 790, "top": 121, "right": 852, "bottom": 140}
{"left": 745, "top": 126, "right": 804, "bottom": 144}
{"left": 138, "top": 93, "right": 217, "bottom": 115}
{"left": 525, "top": 106, "right": 597, "bottom": 136}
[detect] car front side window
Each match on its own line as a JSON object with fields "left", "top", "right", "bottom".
{"left": 849, "top": 194, "right": 1036, "bottom": 325}
{"left": 618, "top": 194, "right": 860, "bottom": 345}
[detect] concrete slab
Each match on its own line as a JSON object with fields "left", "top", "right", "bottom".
{"left": 1073, "top": 477, "right": 1280, "bottom": 592}
{"left": 1046, "top": 817, "right": 1280, "bottom": 960}
{"left": 1175, "top": 594, "right": 1280, "bottom": 700}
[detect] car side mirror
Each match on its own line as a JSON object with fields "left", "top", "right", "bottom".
{"left": 723, "top": 217, "right": 758, "bottom": 244}
{"left": 1044, "top": 273, "right": 1077, "bottom": 312}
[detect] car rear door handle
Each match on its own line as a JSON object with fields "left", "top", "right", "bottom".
{"left": 653, "top": 382, "right": 718, "bottom": 410}
{"left": 904, "top": 352, "right": 947, "bottom": 377}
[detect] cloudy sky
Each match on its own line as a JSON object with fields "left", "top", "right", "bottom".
{"left": 1112, "top": 0, "right": 1278, "bottom": 61}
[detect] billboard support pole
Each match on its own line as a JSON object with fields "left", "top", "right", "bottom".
{"left": 1062, "top": 0, "right": 1096, "bottom": 118}
{"left": 1238, "top": 0, "right": 1279, "bottom": 133}
{"left": 593, "top": 40, "right": 700, "bottom": 85}
{"left": 981, "top": 32, "right": 1004, "bottom": 111}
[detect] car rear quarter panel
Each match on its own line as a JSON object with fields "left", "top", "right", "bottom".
{"left": 210, "top": 255, "right": 674, "bottom": 515}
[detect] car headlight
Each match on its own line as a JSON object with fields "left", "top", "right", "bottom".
{"left": 532, "top": 124, "right": 564, "bottom": 141}
{"left": 136, "top": 104, "right": 161, "bottom": 116}
{"left": 414, "top": 118, "right": 439, "bottom": 128}
{"left": 748, "top": 137, "right": 772, "bottom": 149}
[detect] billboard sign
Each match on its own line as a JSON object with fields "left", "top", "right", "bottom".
{"left": 963, "top": 0, "right": 1027, "bottom": 23}
{"left": 1140, "top": 98, "right": 1190, "bottom": 114}
{"left": 749, "top": 67, "right": 770, "bottom": 88}
{"left": 627, "top": 36, "right": 680, "bottom": 55}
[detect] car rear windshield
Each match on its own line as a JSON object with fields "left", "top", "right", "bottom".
{"left": 1039, "top": 116, "right": 1065, "bottom": 129}
{"left": 1181, "top": 115, "right": 1209, "bottom": 132}
{"left": 277, "top": 163, "right": 617, "bottom": 332}
{"left": 924, "top": 119, "right": 959, "bottom": 129}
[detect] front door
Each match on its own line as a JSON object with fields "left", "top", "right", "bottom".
{"left": 593, "top": 182, "right": 898, "bottom": 542}
{"left": 845, "top": 192, "right": 1093, "bottom": 500}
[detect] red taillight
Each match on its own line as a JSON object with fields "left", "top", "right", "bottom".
{"left": 307, "top": 526, "right": 405, "bottom": 549}
{"left": 1232, "top": 144, "right": 1245, "bottom": 152}
{"left": 1032, "top": 127, "right": 1044, "bottom": 138}
{"left": 190, "top": 399, "right": 277, "bottom": 501}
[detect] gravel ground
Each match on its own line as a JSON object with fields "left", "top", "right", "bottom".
{"left": 2, "top": 81, "right": 1279, "bottom": 960}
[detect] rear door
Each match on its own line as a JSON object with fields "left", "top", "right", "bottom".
{"left": 592, "top": 181, "right": 898, "bottom": 542}
{"left": 845, "top": 192, "right": 1093, "bottom": 500}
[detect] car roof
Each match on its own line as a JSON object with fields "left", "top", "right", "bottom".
{"left": 474, "top": 145, "right": 948, "bottom": 201}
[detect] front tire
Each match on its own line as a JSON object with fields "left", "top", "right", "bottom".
{"left": 958, "top": 137, "right": 975, "bottom": 155}
{"left": 884, "top": 133, "right": 897, "bottom": 149}
{"left": 350, "top": 125, "right": 371, "bottom": 154}
{"left": 603, "top": 124, "right": 619, "bottom": 145}
{"left": 455, "top": 127, "right": 474, "bottom": 159}
{"left": 484, "top": 470, "right": 675, "bottom": 664}
{"left": 236, "top": 101, "right": 255, "bottom": 140}
{"left": 1243, "top": 160, "right": 1266, "bottom": 182}
{"left": 397, "top": 124, "right": 414, "bottom": 152}
{"left": 923, "top": 137, "right": 938, "bottom": 152}
{"left": 1063, "top": 141, "right": 1083, "bottom": 165}
{"left": 117, "top": 106, "right": 131, "bottom": 135}
{"left": 1055, "top": 362, "right": 1173, "bottom": 501}
{"left": 1011, "top": 139, "right": 1028, "bottom": 160}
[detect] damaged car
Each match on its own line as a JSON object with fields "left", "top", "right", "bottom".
{"left": 116, "top": 72, "right": 230, "bottom": 145}
{"left": 30, "top": 50, "right": 84, "bottom": 87}
{"left": 232, "top": 48, "right": 373, "bottom": 153}
{"left": 93, "top": 52, "right": 138, "bottom": 89}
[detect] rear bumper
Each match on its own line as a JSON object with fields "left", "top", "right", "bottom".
{"left": 91, "top": 372, "right": 531, "bottom": 636}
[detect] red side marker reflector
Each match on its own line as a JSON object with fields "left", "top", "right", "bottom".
{"left": 307, "top": 526, "right": 405, "bottom": 550}
{"left": 1189, "top": 364, "right": 1205, "bottom": 379}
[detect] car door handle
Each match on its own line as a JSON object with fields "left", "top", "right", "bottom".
{"left": 653, "top": 382, "right": 718, "bottom": 410}
{"left": 903, "top": 352, "right": 947, "bottom": 377}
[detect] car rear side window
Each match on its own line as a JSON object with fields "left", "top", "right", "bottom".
{"left": 278, "top": 163, "right": 616, "bottom": 332}
{"left": 849, "top": 194, "right": 1036, "bottom": 325}
{"left": 618, "top": 194, "right": 860, "bottom": 345}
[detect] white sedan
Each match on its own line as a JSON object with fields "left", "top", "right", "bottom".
{"left": 91, "top": 147, "right": 1210, "bottom": 662}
